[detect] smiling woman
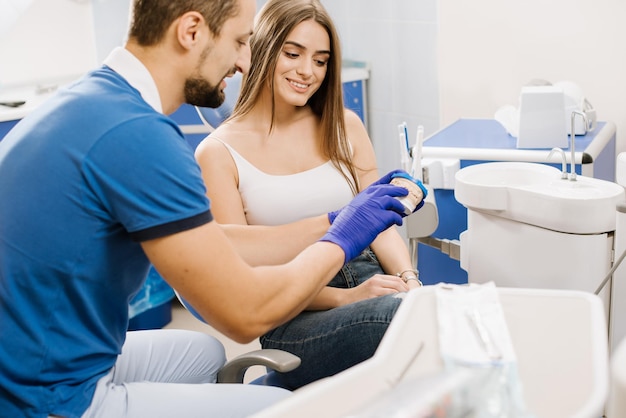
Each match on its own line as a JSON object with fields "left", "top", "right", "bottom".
{"left": 193, "top": 0, "right": 419, "bottom": 390}
{"left": 273, "top": 20, "right": 331, "bottom": 107}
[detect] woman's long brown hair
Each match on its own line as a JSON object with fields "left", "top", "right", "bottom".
{"left": 229, "top": 0, "right": 361, "bottom": 195}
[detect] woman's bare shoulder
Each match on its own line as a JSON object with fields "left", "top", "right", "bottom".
{"left": 343, "top": 107, "right": 364, "bottom": 127}
{"left": 194, "top": 133, "right": 230, "bottom": 164}
{"left": 209, "top": 120, "right": 239, "bottom": 142}
{"left": 343, "top": 108, "right": 370, "bottom": 144}
{"left": 211, "top": 118, "right": 264, "bottom": 146}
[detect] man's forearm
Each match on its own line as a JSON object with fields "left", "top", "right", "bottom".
{"left": 220, "top": 214, "right": 331, "bottom": 266}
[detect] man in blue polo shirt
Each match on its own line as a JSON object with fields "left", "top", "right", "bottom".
{"left": 0, "top": 0, "right": 412, "bottom": 416}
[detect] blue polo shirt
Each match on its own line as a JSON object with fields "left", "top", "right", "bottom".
{"left": 0, "top": 63, "right": 212, "bottom": 416}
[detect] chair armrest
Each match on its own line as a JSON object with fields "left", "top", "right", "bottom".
{"left": 217, "top": 349, "right": 301, "bottom": 384}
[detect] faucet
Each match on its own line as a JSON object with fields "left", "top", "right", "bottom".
{"left": 569, "top": 110, "right": 589, "bottom": 182}
{"left": 548, "top": 147, "right": 568, "bottom": 179}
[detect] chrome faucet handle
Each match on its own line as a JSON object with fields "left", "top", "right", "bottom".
{"left": 548, "top": 147, "right": 568, "bottom": 179}
{"left": 571, "top": 109, "right": 589, "bottom": 136}
{"left": 569, "top": 110, "right": 588, "bottom": 182}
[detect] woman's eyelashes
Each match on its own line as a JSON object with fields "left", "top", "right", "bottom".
{"left": 282, "top": 49, "right": 329, "bottom": 67}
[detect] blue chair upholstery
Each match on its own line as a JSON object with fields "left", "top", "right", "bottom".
{"left": 249, "top": 371, "right": 291, "bottom": 387}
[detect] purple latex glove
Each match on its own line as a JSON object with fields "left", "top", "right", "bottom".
{"left": 321, "top": 182, "right": 409, "bottom": 263}
{"left": 327, "top": 169, "right": 409, "bottom": 224}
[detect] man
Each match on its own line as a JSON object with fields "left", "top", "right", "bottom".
{"left": 0, "top": 0, "right": 411, "bottom": 417}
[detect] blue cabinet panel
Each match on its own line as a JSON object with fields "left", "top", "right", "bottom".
{"left": 342, "top": 80, "right": 366, "bottom": 124}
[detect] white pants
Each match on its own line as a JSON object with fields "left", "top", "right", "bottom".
{"left": 81, "top": 329, "right": 292, "bottom": 417}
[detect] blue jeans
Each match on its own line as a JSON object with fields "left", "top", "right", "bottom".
{"left": 260, "top": 249, "right": 404, "bottom": 389}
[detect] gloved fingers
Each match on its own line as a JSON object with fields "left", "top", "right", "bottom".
{"left": 372, "top": 169, "right": 409, "bottom": 186}
{"left": 327, "top": 210, "right": 340, "bottom": 224}
{"left": 320, "top": 179, "right": 414, "bottom": 262}
{"left": 363, "top": 183, "right": 409, "bottom": 199}
{"left": 329, "top": 183, "right": 408, "bottom": 225}
{"left": 377, "top": 196, "right": 408, "bottom": 221}
{"left": 387, "top": 211, "right": 404, "bottom": 227}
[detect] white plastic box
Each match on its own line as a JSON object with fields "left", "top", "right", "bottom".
{"left": 517, "top": 85, "right": 568, "bottom": 149}
{"left": 252, "top": 286, "right": 609, "bottom": 418}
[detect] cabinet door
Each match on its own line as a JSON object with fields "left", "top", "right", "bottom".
{"left": 342, "top": 80, "right": 366, "bottom": 124}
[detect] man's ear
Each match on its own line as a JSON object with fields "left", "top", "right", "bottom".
{"left": 176, "top": 11, "right": 207, "bottom": 50}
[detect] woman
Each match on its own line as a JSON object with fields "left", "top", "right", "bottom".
{"left": 195, "top": 0, "right": 421, "bottom": 389}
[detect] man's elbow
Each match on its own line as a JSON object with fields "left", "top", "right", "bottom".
{"left": 220, "top": 319, "right": 275, "bottom": 344}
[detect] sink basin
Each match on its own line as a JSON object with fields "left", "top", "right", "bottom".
{"left": 455, "top": 162, "right": 625, "bottom": 234}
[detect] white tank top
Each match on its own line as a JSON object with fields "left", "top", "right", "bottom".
{"left": 217, "top": 141, "right": 355, "bottom": 226}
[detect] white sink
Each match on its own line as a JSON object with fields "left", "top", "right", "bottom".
{"left": 455, "top": 162, "right": 625, "bottom": 234}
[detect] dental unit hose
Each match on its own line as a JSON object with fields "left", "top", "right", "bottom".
{"left": 595, "top": 246, "right": 626, "bottom": 295}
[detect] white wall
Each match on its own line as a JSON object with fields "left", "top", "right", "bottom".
{"left": 320, "top": 0, "right": 440, "bottom": 174}
{"left": 0, "top": 0, "right": 98, "bottom": 87}
{"left": 91, "top": 0, "right": 132, "bottom": 64}
{"left": 439, "top": 0, "right": 626, "bottom": 157}
{"left": 0, "top": 0, "right": 133, "bottom": 89}
{"left": 322, "top": 0, "right": 626, "bottom": 173}
{"left": 5, "top": 0, "right": 622, "bottom": 168}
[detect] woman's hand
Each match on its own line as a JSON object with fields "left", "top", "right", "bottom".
{"left": 338, "top": 274, "right": 410, "bottom": 306}
{"left": 307, "top": 274, "right": 419, "bottom": 310}
{"left": 405, "top": 278, "right": 423, "bottom": 290}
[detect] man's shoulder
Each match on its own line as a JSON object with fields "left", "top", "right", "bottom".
{"left": 75, "top": 71, "right": 171, "bottom": 129}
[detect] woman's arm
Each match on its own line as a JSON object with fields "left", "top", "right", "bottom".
{"left": 306, "top": 274, "right": 408, "bottom": 310}
{"left": 142, "top": 221, "right": 344, "bottom": 343}
{"left": 345, "top": 110, "right": 421, "bottom": 289}
{"left": 195, "top": 135, "right": 329, "bottom": 265}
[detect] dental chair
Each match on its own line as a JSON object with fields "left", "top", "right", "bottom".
{"left": 175, "top": 293, "right": 300, "bottom": 388}
{"left": 217, "top": 348, "right": 301, "bottom": 386}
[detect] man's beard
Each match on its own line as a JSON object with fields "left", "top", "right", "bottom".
{"left": 184, "top": 77, "right": 225, "bottom": 108}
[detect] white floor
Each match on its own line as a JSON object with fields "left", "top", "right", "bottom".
{"left": 163, "top": 300, "right": 266, "bottom": 383}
